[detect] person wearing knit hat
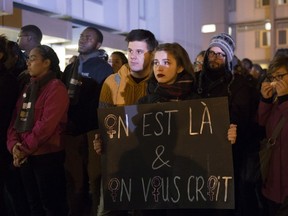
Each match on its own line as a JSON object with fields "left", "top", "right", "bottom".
{"left": 203, "top": 32, "right": 236, "bottom": 73}
{"left": 195, "top": 33, "right": 262, "bottom": 215}
{"left": 208, "top": 33, "right": 235, "bottom": 65}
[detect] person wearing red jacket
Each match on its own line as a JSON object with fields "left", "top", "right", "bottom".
{"left": 7, "top": 45, "right": 69, "bottom": 216}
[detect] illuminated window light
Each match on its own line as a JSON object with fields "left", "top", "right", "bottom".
{"left": 201, "top": 24, "right": 216, "bottom": 33}
{"left": 265, "top": 22, "right": 271, "bottom": 31}
{"left": 228, "top": 27, "right": 232, "bottom": 35}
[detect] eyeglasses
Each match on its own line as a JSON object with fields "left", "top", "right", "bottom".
{"left": 208, "top": 50, "right": 226, "bottom": 60}
{"left": 266, "top": 72, "right": 288, "bottom": 82}
{"left": 18, "top": 35, "right": 30, "bottom": 38}
{"left": 194, "top": 61, "right": 203, "bottom": 65}
{"left": 26, "top": 56, "right": 42, "bottom": 63}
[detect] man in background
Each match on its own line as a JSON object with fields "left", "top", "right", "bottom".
{"left": 17, "top": 25, "right": 42, "bottom": 60}
{"left": 61, "top": 26, "right": 113, "bottom": 216}
{"left": 17, "top": 24, "right": 43, "bottom": 91}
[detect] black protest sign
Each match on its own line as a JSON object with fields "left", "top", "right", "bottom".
{"left": 98, "top": 97, "right": 234, "bottom": 210}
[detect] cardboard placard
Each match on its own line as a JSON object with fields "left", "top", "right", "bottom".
{"left": 98, "top": 97, "right": 234, "bottom": 210}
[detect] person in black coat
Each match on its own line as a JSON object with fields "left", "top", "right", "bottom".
{"left": 196, "top": 33, "right": 261, "bottom": 216}
{"left": 0, "top": 35, "right": 30, "bottom": 216}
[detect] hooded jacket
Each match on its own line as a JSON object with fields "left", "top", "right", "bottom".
{"left": 99, "top": 64, "right": 149, "bottom": 108}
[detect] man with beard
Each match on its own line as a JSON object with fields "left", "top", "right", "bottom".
{"left": 61, "top": 26, "right": 113, "bottom": 216}
{"left": 196, "top": 33, "right": 236, "bottom": 98}
{"left": 195, "top": 33, "right": 260, "bottom": 216}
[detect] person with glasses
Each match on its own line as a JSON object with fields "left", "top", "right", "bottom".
{"left": 7, "top": 45, "right": 69, "bottom": 216}
{"left": 17, "top": 25, "right": 43, "bottom": 93}
{"left": 196, "top": 33, "right": 262, "bottom": 215}
{"left": 193, "top": 50, "right": 205, "bottom": 73}
{"left": 258, "top": 56, "right": 288, "bottom": 216}
{"left": 17, "top": 25, "right": 42, "bottom": 60}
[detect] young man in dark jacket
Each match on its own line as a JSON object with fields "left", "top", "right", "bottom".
{"left": 61, "top": 26, "right": 113, "bottom": 216}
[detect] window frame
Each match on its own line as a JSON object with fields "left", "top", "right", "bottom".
{"left": 277, "top": 29, "right": 288, "bottom": 46}
{"left": 256, "top": 30, "right": 271, "bottom": 48}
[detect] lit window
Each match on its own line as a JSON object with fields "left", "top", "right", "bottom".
{"left": 256, "top": 30, "right": 271, "bottom": 48}
{"left": 201, "top": 24, "right": 216, "bottom": 33}
{"left": 265, "top": 22, "right": 271, "bottom": 30}
{"left": 256, "top": 0, "right": 270, "bottom": 8}
{"left": 277, "top": 0, "right": 288, "bottom": 5}
{"left": 262, "top": 0, "right": 270, "bottom": 6}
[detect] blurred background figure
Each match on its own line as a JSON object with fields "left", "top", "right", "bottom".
{"left": 193, "top": 50, "right": 205, "bottom": 73}
{"left": 109, "top": 51, "right": 128, "bottom": 73}
{"left": 5, "top": 40, "right": 27, "bottom": 77}
{"left": 241, "top": 57, "right": 253, "bottom": 74}
{"left": 250, "top": 63, "right": 263, "bottom": 80}
{"left": 68, "top": 55, "right": 77, "bottom": 65}
{"left": 273, "top": 48, "right": 288, "bottom": 58}
{"left": 98, "top": 49, "right": 109, "bottom": 62}
{"left": 0, "top": 34, "right": 30, "bottom": 216}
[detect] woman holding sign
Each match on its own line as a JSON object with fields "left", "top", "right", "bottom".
{"left": 94, "top": 42, "right": 237, "bottom": 215}
{"left": 137, "top": 42, "right": 195, "bottom": 103}
{"left": 94, "top": 42, "right": 237, "bottom": 214}
{"left": 138, "top": 42, "right": 236, "bottom": 143}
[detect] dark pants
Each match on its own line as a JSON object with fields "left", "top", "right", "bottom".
{"left": 0, "top": 152, "right": 30, "bottom": 216}
{"left": 266, "top": 197, "right": 288, "bottom": 216}
{"left": 20, "top": 151, "right": 68, "bottom": 216}
{"left": 4, "top": 165, "right": 30, "bottom": 216}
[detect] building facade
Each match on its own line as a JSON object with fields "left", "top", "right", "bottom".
{"left": 0, "top": 0, "right": 287, "bottom": 69}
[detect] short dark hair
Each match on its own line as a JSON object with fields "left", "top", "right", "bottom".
{"left": 0, "top": 34, "right": 8, "bottom": 63}
{"left": 242, "top": 58, "right": 253, "bottom": 70}
{"left": 21, "top": 25, "right": 43, "bottom": 43}
{"left": 274, "top": 48, "right": 288, "bottom": 58}
{"left": 125, "top": 29, "right": 158, "bottom": 52}
{"left": 86, "top": 27, "right": 104, "bottom": 44}
{"left": 36, "top": 45, "right": 61, "bottom": 78}
{"left": 112, "top": 51, "right": 128, "bottom": 64}
{"left": 267, "top": 56, "right": 288, "bottom": 76}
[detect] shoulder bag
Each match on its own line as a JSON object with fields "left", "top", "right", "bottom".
{"left": 259, "top": 116, "right": 286, "bottom": 183}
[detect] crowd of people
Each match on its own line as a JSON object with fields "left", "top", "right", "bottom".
{"left": 0, "top": 24, "right": 287, "bottom": 216}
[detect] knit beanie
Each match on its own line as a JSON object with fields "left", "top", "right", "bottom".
{"left": 208, "top": 33, "right": 235, "bottom": 65}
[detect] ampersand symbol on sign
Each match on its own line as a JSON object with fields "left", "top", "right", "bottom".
{"left": 152, "top": 145, "right": 171, "bottom": 170}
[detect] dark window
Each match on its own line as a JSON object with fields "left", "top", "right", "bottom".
{"left": 278, "top": 30, "right": 287, "bottom": 45}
